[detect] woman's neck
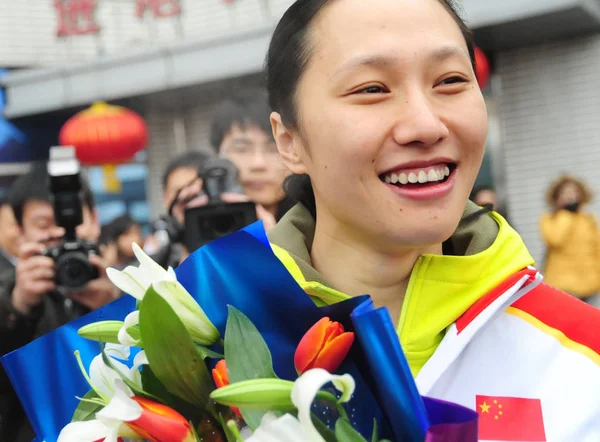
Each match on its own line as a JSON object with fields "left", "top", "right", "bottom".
{"left": 262, "top": 202, "right": 279, "bottom": 218}
{"left": 311, "top": 222, "right": 442, "bottom": 324}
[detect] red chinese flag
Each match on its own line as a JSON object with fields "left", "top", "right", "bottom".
{"left": 476, "top": 395, "right": 546, "bottom": 441}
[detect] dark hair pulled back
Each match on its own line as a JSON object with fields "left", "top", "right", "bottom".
{"left": 266, "top": 0, "right": 476, "bottom": 218}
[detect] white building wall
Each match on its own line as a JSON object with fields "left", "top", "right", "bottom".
{"left": 496, "top": 35, "right": 600, "bottom": 264}
{"left": 0, "top": 0, "right": 294, "bottom": 67}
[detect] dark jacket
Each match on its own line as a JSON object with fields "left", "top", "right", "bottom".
{"left": 0, "top": 268, "right": 89, "bottom": 441}
{"left": 0, "top": 251, "right": 16, "bottom": 275}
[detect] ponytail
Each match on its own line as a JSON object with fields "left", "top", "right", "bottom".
{"left": 283, "top": 174, "right": 316, "bottom": 218}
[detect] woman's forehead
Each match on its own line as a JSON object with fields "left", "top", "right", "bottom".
{"left": 309, "top": 0, "right": 466, "bottom": 65}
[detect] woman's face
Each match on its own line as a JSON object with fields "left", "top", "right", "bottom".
{"left": 555, "top": 182, "right": 582, "bottom": 209}
{"left": 275, "top": 0, "right": 488, "bottom": 249}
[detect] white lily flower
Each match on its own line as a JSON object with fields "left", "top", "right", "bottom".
{"left": 58, "top": 380, "right": 143, "bottom": 442}
{"left": 61, "top": 347, "right": 154, "bottom": 442}
{"left": 107, "top": 243, "right": 220, "bottom": 345}
{"left": 118, "top": 311, "right": 141, "bottom": 347}
{"left": 106, "top": 243, "right": 176, "bottom": 300}
{"left": 245, "top": 369, "right": 356, "bottom": 442}
{"left": 129, "top": 350, "right": 149, "bottom": 387}
{"left": 57, "top": 419, "right": 118, "bottom": 442}
{"left": 60, "top": 379, "right": 195, "bottom": 442}
{"left": 86, "top": 345, "right": 146, "bottom": 402}
{"left": 104, "top": 343, "right": 130, "bottom": 360}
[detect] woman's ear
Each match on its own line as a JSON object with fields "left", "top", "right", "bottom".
{"left": 271, "top": 112, "right": 307, "bottom": 175}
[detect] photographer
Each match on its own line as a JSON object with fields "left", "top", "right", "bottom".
{"left": 168, "top": 89, "right": 294, "bottom": 242}
{"left": 0, "top": 199, "right": 20, "bottom": 275}
{"left": 102, "top": 214, "right": 144, "bottom": 269}
{"left": 0, "top": 161, "right": 119, "bottom": 441}
{"left": 144, "top": 151, "right": 212, "bottom": 268}
{"left": 209, "top": 88, "right": 293, "bottom": 223}
{"left": 162, "top": 151, "right": 211, "bottom": 213}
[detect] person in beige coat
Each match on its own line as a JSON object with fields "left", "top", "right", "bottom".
{"left": 540, "top": 175, "right": 600, "bottom": 306}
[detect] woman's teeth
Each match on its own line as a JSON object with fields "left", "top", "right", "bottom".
{"left": 383, "top": 166, "right": 451, "bottom": 185}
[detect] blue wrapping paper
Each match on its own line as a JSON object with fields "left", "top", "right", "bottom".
{"left": 351, "top": 298, "right": 430, "bottom": 441}
{"left": 1, "top": 221, "right": 476, "bottom": 442}
{"left": 1, "top": 295, "right": 137, "bottom": 442}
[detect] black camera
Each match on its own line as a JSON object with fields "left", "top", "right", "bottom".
{"left": 183, "top": 158, "right": 257, "bottom": 252}
{"left": 44, "top": 147, "right": 100, "bottom": 291}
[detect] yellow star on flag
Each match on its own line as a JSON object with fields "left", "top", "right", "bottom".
{"left": 479, "top": 401, "right": 491, "bottom": 414}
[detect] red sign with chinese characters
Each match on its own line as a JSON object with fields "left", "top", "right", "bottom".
{"left": 135, "top": 0, "right": 182, "bottom": 19}
{"left": 54, "top": 0, "right": 100, "bottom": 37}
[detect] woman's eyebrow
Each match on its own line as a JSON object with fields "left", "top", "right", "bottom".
{"left": 332, "top": 54, "right": 397, "bottom": 78}
{"left": 332, "top": 45, "right": 468, "bottom": 78}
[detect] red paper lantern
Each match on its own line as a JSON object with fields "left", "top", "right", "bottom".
{"left": 59, "top": 102, "right": 148, "bottom": 192}
{"left": 474, "top": 47, "right": 491, "bottom": 90}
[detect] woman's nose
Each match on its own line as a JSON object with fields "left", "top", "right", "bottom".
{"left": 391, "top": 94, "right": 449, "bottom": 148}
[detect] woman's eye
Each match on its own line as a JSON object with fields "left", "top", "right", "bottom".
{"left": 358, "top": 85, "right": 388, "bottom": 94}
{"left": 439, "top": 76, "right": 467, "bottom": 86}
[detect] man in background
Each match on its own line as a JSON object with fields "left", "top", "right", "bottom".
{"left": 170, "top": 88, "right": 295, "bottom": 229}
{"left": 0, "top": 200, "right": 20, "bottom": 275}
{"left": 210, "top": 88, "right": 292, "bottom": 222}
{"left": 162, "top": 151, "right": 211, "bottom": 214}
{"left": 143, "top": 151, "right": 211, "bottom": 268}
{"left": 101, "top": 214, "right": 144, "bottom": 269}
{"left": 0, "top": 163, "right": 119, "bottom": 441}
{"left": 155, "top": 89, "right": 293, "bottom": 265}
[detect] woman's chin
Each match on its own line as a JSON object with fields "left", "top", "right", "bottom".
{"left": 378, "top": 217, "right": 461, "bottom": 250}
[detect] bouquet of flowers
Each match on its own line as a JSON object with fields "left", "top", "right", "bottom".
{"left": 2, "top": 223, "right": 477, "bottom": 442}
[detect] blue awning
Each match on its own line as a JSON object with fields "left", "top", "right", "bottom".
{"left": 0, "top": 69, "right": 28, "bottom": 161}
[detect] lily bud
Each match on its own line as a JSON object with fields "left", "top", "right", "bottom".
{"left": 294, "top": 317, "right": 355, "bottom": 375}
{"left": 78, "top": 321, "right": 140, "bottom": 346}
{"left": 210, "top": 378, "right": 296, "bottom": 411}
{"left": 107, "top": 243, "right": 220, "bottom": 346}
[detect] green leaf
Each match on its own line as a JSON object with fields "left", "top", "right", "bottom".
{"left": 311, "top": 414, "right": 338, "bottom": 442}
{"left": 335, "top": 419, "right": 369, "bottom": 442}
{"left": 224, "top": 306, "right": 277, "bottom": 381}
{"left": 139, "top": 285, "right": 213, "bottom": 408}
{"left": 197, "top": 345, "right": 224, "bottom": 360}
{"left": 140, "top": 366, "right": 204, "bottom": 424}
{"left": 224, "top": 306, "right": 279, "bottom": 429}
{"left": 371, "top": 419, "right": 379, "bottom": 442}
{"left": 71, "top": 390, "right": 103, "bottom": 422}
{"left": 78, "top": 321, "right": 141, "bottom": 346}
{"left": 140, "top": 365, "right": 172, "bottom": 401}
{"left": 191, "top": 423, "right": 203, "bottom": 442}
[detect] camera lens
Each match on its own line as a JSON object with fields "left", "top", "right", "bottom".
{"left": 212, "top": 214, "right": 236, "bottom": 236}
{"left": 66, "top": 260, "right": 84, "bottom": 278}
{"left": 56, "top": 251, "right": 96, "bottom": 291}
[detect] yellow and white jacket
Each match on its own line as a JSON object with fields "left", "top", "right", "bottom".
{"left": 268, "top": 202, "right": 600, "bottom": 442}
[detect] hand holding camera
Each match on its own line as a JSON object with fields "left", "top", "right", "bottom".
{"left": 12, "top": 242, "right": 57, "bottom": 315}
{"left": 12, "top": 242, "right": 117, "bottom": 314}
{"left": 156, "top": 158, "right": 276, "bottom": 261}
{"left": 11, "top": 147, "right": 117, "bottom": 314}
{"left": 68, "top": 254, "right": 120, "bottom": 311}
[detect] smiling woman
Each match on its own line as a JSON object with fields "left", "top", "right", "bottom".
{"left": 266, "top": 0, "right": 600, "bottom": 440}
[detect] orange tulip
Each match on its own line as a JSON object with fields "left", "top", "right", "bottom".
{"left": 212, "top": 360, "right": 242, "bottom": 418}
{"left": 294, "top": 317, "right": 355, "bottom": 374}
{"left": 213, "top": 359, "right": 230, "bottom": 388}
{"left": 125, "top": 396, "right": 195, "bottom": 442}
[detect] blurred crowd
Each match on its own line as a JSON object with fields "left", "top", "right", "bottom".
{"left": 0, "top": 87, "right": 598, "bottom": 440}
